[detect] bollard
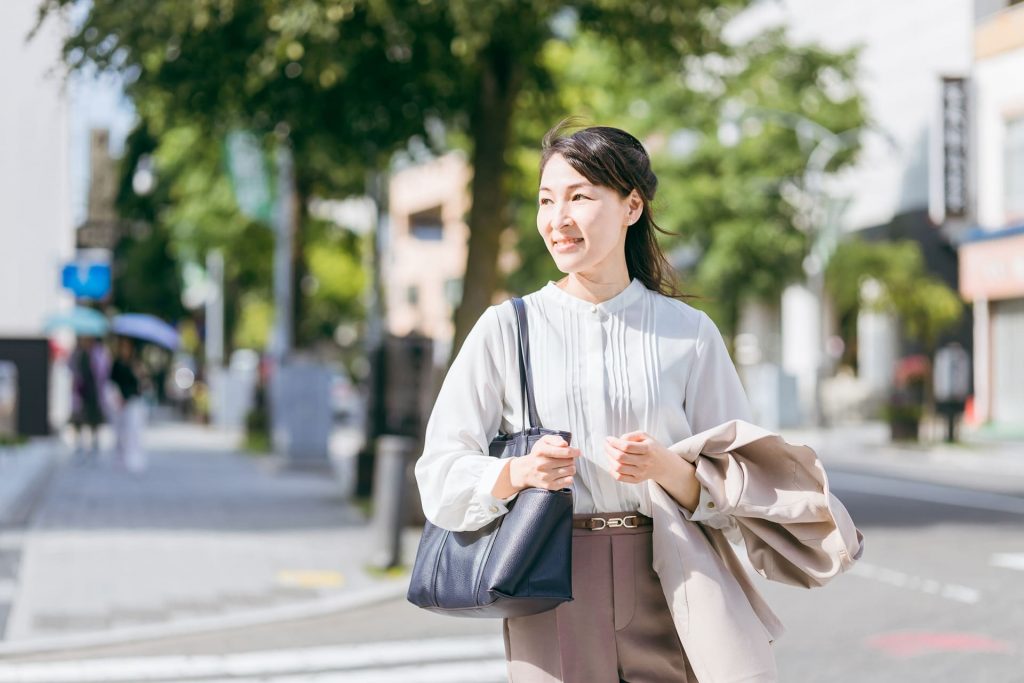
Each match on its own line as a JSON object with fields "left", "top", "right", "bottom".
{"left": 371, "top": 435, "right": 416, "bottom": 569}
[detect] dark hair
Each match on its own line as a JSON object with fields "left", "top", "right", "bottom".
{"left": 540, "top": 120, "right": 686, "bottom": 299}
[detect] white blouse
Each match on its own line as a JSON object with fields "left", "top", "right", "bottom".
{"left": 414, "top": 278, "right": 753, "bottom": 532}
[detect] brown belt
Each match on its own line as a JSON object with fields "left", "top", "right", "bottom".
{"left": 572, "top": 514, "right": 652, "bottom": 531}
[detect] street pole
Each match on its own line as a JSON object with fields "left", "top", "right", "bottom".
{"left": 272, "top": 142, "right": 295, "bottom": 365}
{"left": 205, "top": 249, "right": 226, "bottom": 427}
{"left": 205, "top": 249, "right": 224, "bottom": 369}
{"left": 269, "top": 138, "right": 295, "bottom": 456}
{"left": 357, "top": 170, "right": 389, "bottom": 497}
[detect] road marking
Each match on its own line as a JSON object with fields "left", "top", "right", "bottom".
{"left": 199, "top": 660, "right": 509, "bottom": 683}
{"left": 850, "top": 561, "right": 981, "bottom": 604}
{"left": 828, "top": 471, "right": 1024, "bottom": 515}
{"left": 275, "top": 569, "right": 345, "bottom": 589}
{"left": 866, "top": 632, "right": 1014, "bottom": 658}
{"left": 990, "top": 552, "right": 1024, "bottom": 571}
{"left": 0, "top": 635, "right": 506, "bottom": 682}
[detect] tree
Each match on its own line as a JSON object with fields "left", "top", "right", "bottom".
{"left": 826, "top": 238, "right": 964, "bottom": 409}
{"left": 111, "top": 125, "right": 186, "bottom": 323}
{"left": 39, "top": 0, "right": 749, "bottom": 359}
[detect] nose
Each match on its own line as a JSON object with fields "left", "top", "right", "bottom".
{"left": 551, "top": 201, "right": 572, "bottom": 230}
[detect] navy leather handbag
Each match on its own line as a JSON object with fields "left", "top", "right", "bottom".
{"left": 407, "top": 298, "right": 574, "bottom": 618}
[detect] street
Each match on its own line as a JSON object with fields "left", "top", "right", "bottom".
{"left": 1, "top": 428, "right": 1022, "bottom": 682}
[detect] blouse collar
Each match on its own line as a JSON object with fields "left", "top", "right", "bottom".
{"left": 540, "top": 277, "right": 646, "bottom": 314}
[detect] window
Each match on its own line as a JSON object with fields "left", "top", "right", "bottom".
{"left": 444, "top": 278, "right": 463, "bottom": 309}
{"left": 409, "top": 206, "right": 444, "bottom": 241}
{"left": 1005, "top": 116, "right": 1024, "bottom": 221}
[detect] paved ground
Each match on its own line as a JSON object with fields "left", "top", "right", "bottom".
{"left": 0, "top": 420, "right": 409, "bottom": 647}
{"left": 0, "top": 421, "right": 1021, "bottom": 682}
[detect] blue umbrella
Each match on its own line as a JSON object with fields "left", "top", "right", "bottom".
{"left": 44, "top": 307, "right": 109, "bottom": 337}
{"left": 111, "top": 314, "right": 180, "bottom": 351}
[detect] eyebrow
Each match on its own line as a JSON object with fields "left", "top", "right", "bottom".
{"left": 538, "top": 182, "right": 595, "bottom": 193}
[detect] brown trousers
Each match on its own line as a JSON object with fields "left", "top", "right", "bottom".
{"left": 503, "top": 513, "right": 694, "bottom": 683}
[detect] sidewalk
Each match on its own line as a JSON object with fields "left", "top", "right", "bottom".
{"left": 781, "top": 421, "right": 1024, "bottom": 495}
{"left": 0, "top": 420, "right": 413, "bottom": 654}
{"left": 0, "top": 440, "right": 57, "bottom": 528}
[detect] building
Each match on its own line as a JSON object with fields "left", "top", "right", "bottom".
{"left": 0, "top": 1, "right": 74, "bottom": 336}
{"left": 385, "top": 154, "right": 473, "bottom": 364}
{"left": 728, "top": 0, "right": 975, "bottom": 426}
{"left": 958, "top": 0, "right": 1024, "bottom": 429}
{"left": 0, "top": 1, "right": 74, "bottom": 434}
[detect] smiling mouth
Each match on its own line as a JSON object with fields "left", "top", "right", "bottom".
{"left": 553, "top": 238, "right": 583, "bottom": 246}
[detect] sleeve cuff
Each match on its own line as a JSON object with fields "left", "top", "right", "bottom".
{"left": 681, "top": 485, "right": 735, "bottom": 531}
{"left": 472, "top": 457, "right": 518, "bottom": 517}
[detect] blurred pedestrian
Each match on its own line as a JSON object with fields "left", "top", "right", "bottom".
{"left": 415, "top": 123, "right": 862, "bottom": 682}
{"left": 111, "top": 337, "right": 147, "bottom": 473}
{"left": 69, "top": 335, "right": 110, "bottom": 461}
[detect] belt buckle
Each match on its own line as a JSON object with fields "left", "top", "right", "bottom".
{"left": 602, "top": 515, "right": 638, "bottom": 529}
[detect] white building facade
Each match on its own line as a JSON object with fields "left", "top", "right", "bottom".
{"left": 729, "top": 0, "right": 975, "bottom": 426}
{"left": 958, "top": 0, "right": 1024, "bottom": 429}
{"left": 0, "top": 1, "right": 74, "bottom": 336}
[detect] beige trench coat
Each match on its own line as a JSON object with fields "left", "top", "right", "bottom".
{"left": 648, "top": 420, "right": 864, "bottom": 683}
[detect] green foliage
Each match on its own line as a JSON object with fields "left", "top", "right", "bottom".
{"left": 111, "top": 126, "right": 186, "bottom": 322}
{"left": 301, "top": 220, "right": 367, "bottom": 343}
{"left": 826, "top": 238, "right": 963, "bottom": 352}
{"left": 43, "top": 0, "right": 869, "bottom": 350}
{"left": 234, "top": 295, "right": 273, "bottom": 350}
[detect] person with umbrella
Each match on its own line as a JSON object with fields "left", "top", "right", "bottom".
{"left": 110, "top": 336, "right": 148, "bottom": 473}
{"left": 69, "top": 335, "right": 111, "bottom": 461}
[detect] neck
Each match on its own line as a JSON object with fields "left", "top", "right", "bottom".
{"left": 558, "top": 269, "right": 632, "bottom": 304}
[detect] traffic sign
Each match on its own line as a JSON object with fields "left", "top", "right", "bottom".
{"left": 62, "top": 262, "right": 111, "bottom": 300}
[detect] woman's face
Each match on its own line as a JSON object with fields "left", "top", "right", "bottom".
{"left": 537, "top": 153, "right": 641, "bottom": 278}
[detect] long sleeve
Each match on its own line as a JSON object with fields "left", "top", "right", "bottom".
{"left": 682, "top": 312, "right": 754, "bottom": 526}
{"left": 683, "top": 312, "right": 753, "bottom": 432}
{"left": 414, "top": 305, "right": 517, "bottom": 532}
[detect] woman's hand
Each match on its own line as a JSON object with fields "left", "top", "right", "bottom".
{"left": 493, "top": 434, "right": 580, "bottom": 498}
{"left": 605, "top": 431, "right": 700, "bottom": 512}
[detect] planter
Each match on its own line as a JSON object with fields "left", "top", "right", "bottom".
{"left": 888, "top": 416, "right": 920, "bottom": 442}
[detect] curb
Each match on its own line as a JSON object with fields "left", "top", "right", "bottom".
{"left": 0, "top": 581, "right": 410, "bottom": 658}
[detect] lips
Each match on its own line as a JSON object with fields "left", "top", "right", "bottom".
{"left": 552, "top": 237, "right": 583, "bottom": 254}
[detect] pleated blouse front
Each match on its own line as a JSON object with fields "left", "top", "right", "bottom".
{"left": 415, "top": 278, "right": 753, "bottom": 532}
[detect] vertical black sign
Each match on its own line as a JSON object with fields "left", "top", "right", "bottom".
{"left": 942, "top": 77, "right": 968, "bottom": 219}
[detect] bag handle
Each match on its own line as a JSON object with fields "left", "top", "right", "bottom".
{"left": 511, "top": 298, "right": 541, "bottom": 433}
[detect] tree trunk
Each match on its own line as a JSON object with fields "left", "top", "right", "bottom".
{"left": 450, "top": 46, "right": 522, "bottom": 363}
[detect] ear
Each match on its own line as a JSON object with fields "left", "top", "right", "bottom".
{"left": 626, "top": 190, "right": 643, "bottom": 226}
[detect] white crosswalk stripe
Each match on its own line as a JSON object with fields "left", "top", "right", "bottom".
{"left": 990, "top": 552, "right": 1024, "bottom": 571}
{"left": 0, "top": 635, "right": 507, "bottom": 683}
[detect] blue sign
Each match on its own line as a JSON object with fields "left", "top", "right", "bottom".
{"left": 62, "top": 263, "right": 111, "bottom": 300}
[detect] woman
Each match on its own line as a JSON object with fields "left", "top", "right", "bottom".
{"left": 70, "top": 335, "right": 110, "bottom": 460}
{"left": 415, "top": 124, "right": 860, "bottom": 682}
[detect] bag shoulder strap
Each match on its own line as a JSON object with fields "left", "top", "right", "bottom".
{"left": 510, "top": 298, "right": 541, "bottom": 430}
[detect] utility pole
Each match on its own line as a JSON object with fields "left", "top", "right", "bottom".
{"left": 271, "top": 140, "right": 295, "bottom": 365}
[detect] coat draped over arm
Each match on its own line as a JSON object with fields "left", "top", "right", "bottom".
{"left": 647, "top": 420, "right": 864, "bottom": 683}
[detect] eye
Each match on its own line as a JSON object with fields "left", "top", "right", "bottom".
{"left": 571, "top": 193, "right": 590, "bottom": 201}
{"left": 538, "top": 197, "right": 553, "bottom": 206}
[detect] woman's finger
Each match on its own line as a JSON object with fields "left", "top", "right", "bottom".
{"left": 605, "top": 435, "right": 647, "bottom": 454}
{"left": 536, "top": 445, "right": 575, "bottom": 459}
